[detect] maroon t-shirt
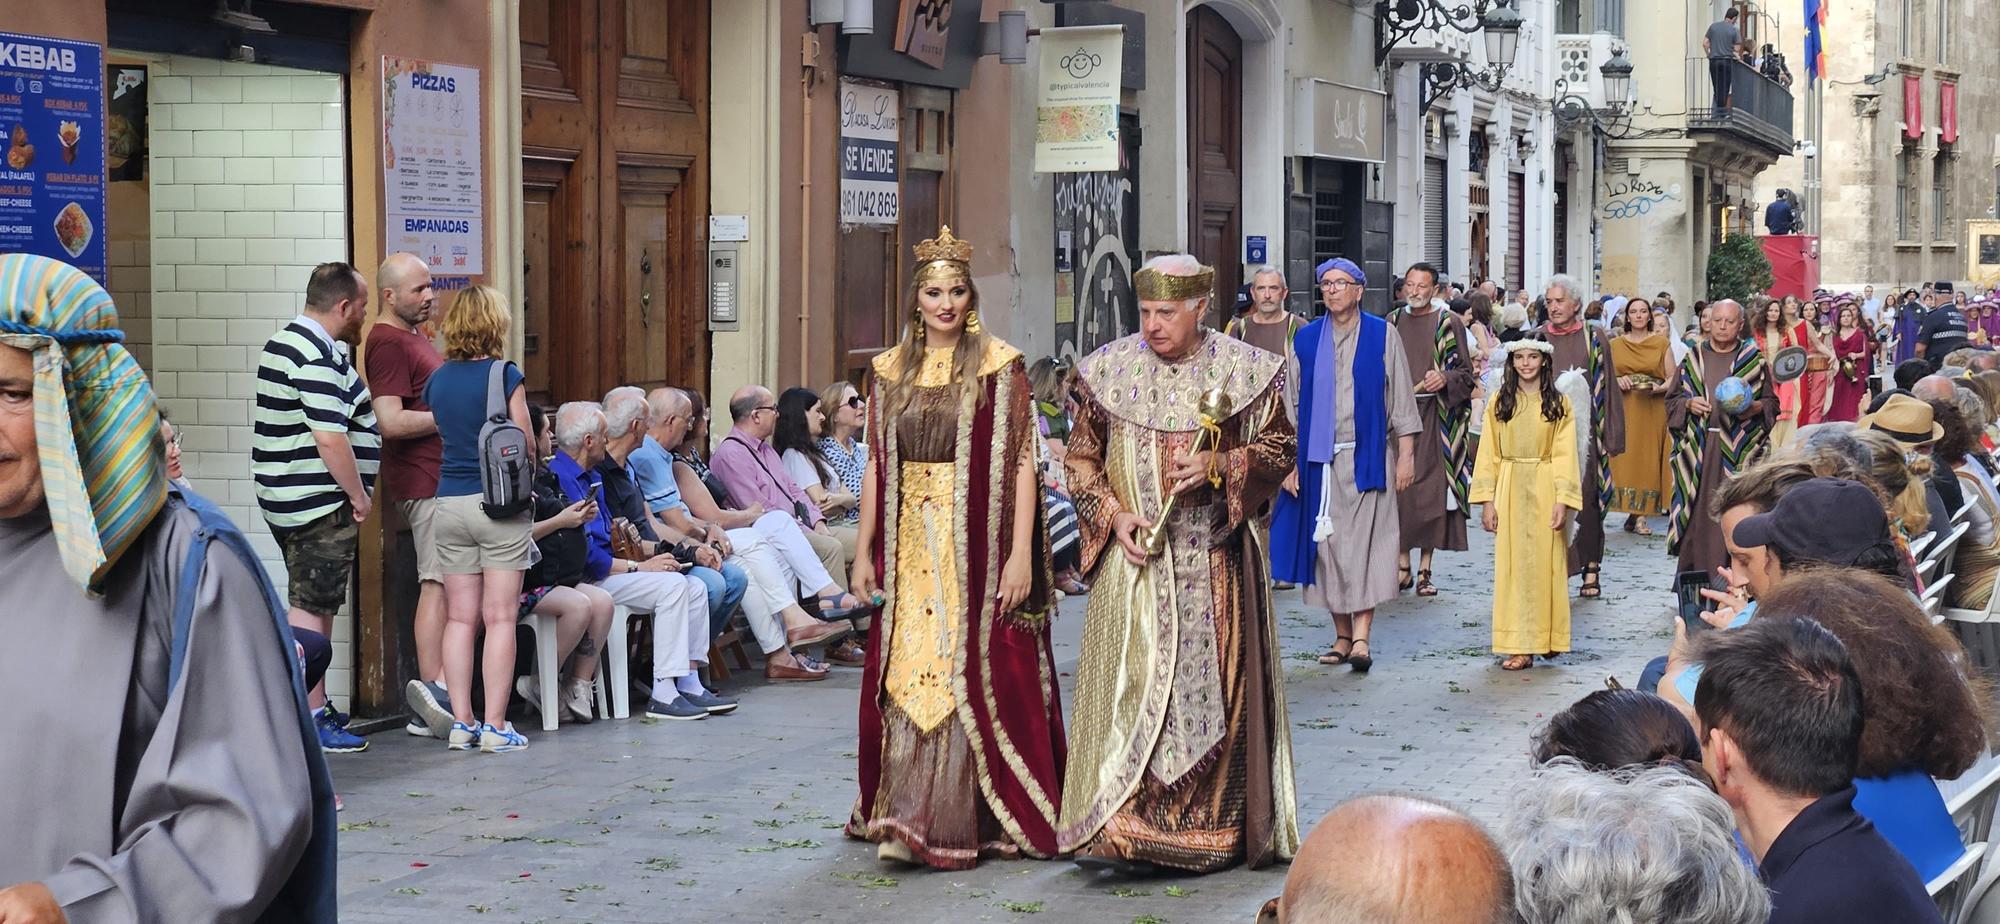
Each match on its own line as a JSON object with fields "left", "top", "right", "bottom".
{"left": 363, "top": 322, "right": 444, "bottom": 501}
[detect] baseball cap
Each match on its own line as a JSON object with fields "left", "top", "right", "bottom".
{"left": 1729, "top": 478, "right": 1890, "bottom": 566}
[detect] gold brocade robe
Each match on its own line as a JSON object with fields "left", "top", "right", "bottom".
{"left": 1059, "top": 331, "right": 1301, "bottom": 872}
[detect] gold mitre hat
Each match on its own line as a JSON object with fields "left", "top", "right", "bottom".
{"left": 1134, "top": 261, "right": 1217, "bottom": 302}
{"left": 913, "top": 225, "right": 974, "bottom": 283}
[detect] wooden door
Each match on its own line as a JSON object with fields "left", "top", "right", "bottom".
{"left": 1187, "top": 5, "right": 1242, "bottom": 323}
{"left": 520, "top": 0, "right": 708, "bottom": 404}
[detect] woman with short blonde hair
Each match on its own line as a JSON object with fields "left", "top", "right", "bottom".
{"left": 441, "top": 284, "right": 510, "bottom": 361}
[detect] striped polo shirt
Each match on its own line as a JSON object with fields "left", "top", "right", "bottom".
{"left": 253, "top": 316, "right": 381, "bottom": 530}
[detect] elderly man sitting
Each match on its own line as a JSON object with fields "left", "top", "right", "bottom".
{"left": 625, "top": 386, "right": 848, "bottom": 680}
{"left": 547, "top": 401, "right": 727, "bottom": 721}
{"left": 1260, "top": 795, "right": 1513, "bottom": 924}
{"left": 1503, "top": 761, "right": 1770, "bottom": 924}
{"left": 710, "top": 384, "right": 855, "bottom": 584}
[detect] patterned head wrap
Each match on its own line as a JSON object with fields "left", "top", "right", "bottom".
{"left": 0, "top": 254, "right": 165, "bottom": 594}
{"left": 1315, "top": 257, "right": 1366, "bottom": 287}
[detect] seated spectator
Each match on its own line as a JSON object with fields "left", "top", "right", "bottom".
{"left": 1692, "top": 617, "right": 1942, "bottom": 923}
{"left": 518, "top": 403, "right": 616, "bottom": 724}
{"left": 774, "top": 386, "right": 858, "bottom": 557}
{"left": 1932, "top": 399, "right": 2000, "bottom": 607}
{"left": 816, "top": 380, "right": 868, "bottom": 530}
{"left": 628, "top": 387, "right": 844, "bottom": 680}
{"left": 547, "top": 401, "right": 726, "bottom": 721}
{"left": 1503, "top": 762, "right": 1770, "bottom": 924}
{"left": 645, "top": 387, "right": 866, "bottom": 667}
{"left": 1852, "top": 427, "right": 1945, "bottom": 541}
{"left": 1754, "top": 570, "right": 1993, "bottom": 880}
{"left": 1261, "top": 795, "right": 1513, "bottom": 924}
{"left": 601, "top": 386, "right": 747, "bottom": 647}
{"left": 693, "top": 386, "right": 852, "bottom": 601}
{"left": 1026, "top": 360, "right": 1088, "bottom": 595}
{"left": 1894, "top": 359, "right": 1933, "bottom": 392}
{"left": 421, "top": 285, "right": 533, "bottom": 752}
{"left": 1532, "top": 689, "right": 1709, "bottom": 784}
{"left": 1913, "top": 374, "right": 1958, "bottom": 402}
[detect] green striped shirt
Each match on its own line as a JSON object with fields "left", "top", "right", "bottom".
{"left": 253, "top": 318, "right": 381, "bottom": 530}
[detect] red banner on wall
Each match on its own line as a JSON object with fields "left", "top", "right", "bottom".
{"left": 1942, "top": 81, "right": 1959, "bottom": 144}
{"left": 1905, "top": 75, "right": 1924, "bottom": 139}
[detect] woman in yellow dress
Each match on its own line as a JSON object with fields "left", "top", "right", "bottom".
{"left": 1607, "top": 296, "right": 1677, "bottom": 535}
{"left": 1471, "top": 340, "right": 1582, "bottom": 671}
{"left": 846, "top": 227, "right": 1065, "bottom": 869}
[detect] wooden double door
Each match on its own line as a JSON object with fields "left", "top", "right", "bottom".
{"left": 1188, "top": 5, "right": 1243, "bottom": 323}
{"left": 519, "top": 0, "right": 709, "bottom": 405}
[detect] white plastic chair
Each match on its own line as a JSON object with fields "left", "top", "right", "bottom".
{"left": 1931, "top": 842, "right": 1988, "bottom": 923}
{"left": 1958, "top": 496, "right": 1981, "bottom": 528}
{"left": 604, "top": 605, "right": 633, "bottom": 719}
{"left": 1929, "top": 523, "right": 1973, "bottom": 585}
{"left": 518, "top": 609, "right": 564, "bottom": 732}
{"left": 1942, "top": 760, "right": 2000, "bottom": 849}
{"left": 1927, "top": 574, "right": 1958, "bottom": 623}
{"left": 1916, "top": 533, "right": 1940, "bottom": 561}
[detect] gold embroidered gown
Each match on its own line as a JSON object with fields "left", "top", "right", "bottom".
{"left": 1059, "top": 330, "right": 1301, "bottom": 872}
{"left": 847, "top": 340, "right": 1066, "bottom": 869}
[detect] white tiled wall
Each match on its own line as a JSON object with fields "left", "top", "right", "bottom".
{"left": 142, "top": 55, "right": 356, "bottom": 701}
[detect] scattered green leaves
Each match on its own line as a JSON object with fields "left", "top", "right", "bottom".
{"left": 753, "top": 818, "right": 788, "bottom": 829}
{"left": 393, "top": 887, "right": 424, "bottom": 896}
{"left": 559, "top": 884, "right": 605, "bottom": 895}
{"left": 832, "top": 871, "right": 900, "bottom": 888}
{"left": 1400, "top": 743, "right": 1418, "bottom": 751}
{"left": 404, "top": 791, "right": 429, "bottom": 798}
{"left": 1164, "top": 886, "right": 1195, "bottom": 898}
{"left": 1446, "top": 680, "right": 1470, "bottom": 694}
{"left": 771, "top": 838, "right": 822, "bottom": 849}
{"left": 337, "top": 820, "right": 384, "bottom": 832}
{"left": 639, "top": 856, "right": 681, "bottom": 872}
{"left": 1110, "top": 887, "right": 1150, "bottom": 898}
{"left": 1000, "top": 900, "right": 1044, "bottom": 913}
{"left": 1133, "top": 916, "right": 1169, "bottom": 924}
{"left": 1296, "top": 717, "right": 1337, "bottom": 730}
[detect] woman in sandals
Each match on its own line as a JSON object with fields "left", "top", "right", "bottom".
{"left": 1470, "top": 339, "right": 1581, "bottom": 671}
{"left": 846, "top": 227, "right": 1064, "bottom": 870}
{"left": 1607, "top": 297, "right": 1676, "bottom": 536}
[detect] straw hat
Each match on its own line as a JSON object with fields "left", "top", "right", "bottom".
{"left": 1858, "top": 393, "right": 1943, "bottom": 446}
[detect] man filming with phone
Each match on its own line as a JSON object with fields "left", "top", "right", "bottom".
{"left": 1657, "top": 477, "right": 1907, "bottom": 718}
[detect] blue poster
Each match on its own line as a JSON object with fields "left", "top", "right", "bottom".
{"left": 0, "top": 32, "right": 107, "bottom": 282}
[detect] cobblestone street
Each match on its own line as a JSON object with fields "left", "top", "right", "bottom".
{"left": 335, "top": 526, "right": 1678, "bottom": 923}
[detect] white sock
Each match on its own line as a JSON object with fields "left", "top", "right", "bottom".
{"left": 674, "top": 673, "right": 706, "bottom": 696}
{"left": 652, "top": 680, "right": 680, "bottom": 703}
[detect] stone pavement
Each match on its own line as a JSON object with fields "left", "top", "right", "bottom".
{"left": 335, "top": 525, "right": 1679, "bottom": 923}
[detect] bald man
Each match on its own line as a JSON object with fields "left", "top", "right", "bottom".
{"left": 1268, "top": 795, "right": 1513, "bottom": 924}
{"left": 361, "top": 251, "right": 456, "bottom": 737}
{"left": 1912, "top": 374, "right": 1957, "bottom": 402}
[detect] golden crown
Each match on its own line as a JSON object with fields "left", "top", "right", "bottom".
{"left": 1134, "top": 265, "right": 1217, "bottom": 302}
{"left": 913, "top": 225, "right": 974, "bottom": 266}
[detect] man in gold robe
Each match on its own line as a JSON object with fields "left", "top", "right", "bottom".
{"left": 1059, "top": 253, "right": 1301, "bottom": 874}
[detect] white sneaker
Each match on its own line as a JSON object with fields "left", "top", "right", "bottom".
{"left": 479, "top": 722, "right": 529, "bottom": 753}
{"left": 405, "top": 720, "right": 431, "bottom": 736}
{"left": 514, "top": 675, "right": 544, "bottom": 717}
{"left": 562, "top": 677, "right": 595, "bottom": 724}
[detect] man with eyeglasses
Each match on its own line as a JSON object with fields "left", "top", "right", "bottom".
{"left": 709, "top": 385, "right": 851, "bottom": 591}
{"left": 1388, "top": 262, "right": 1477, "bottom": 599}
{"left": 1272, "top": 258, "right": 1422, "bottom": 675}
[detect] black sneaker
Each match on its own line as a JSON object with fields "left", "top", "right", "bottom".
{"left": 643, "top": 696, "right": 708, "bottom": 721}
{"left": 681, "top": 689, "right": 739, "bottom": 715}
{"left": 405, "top": 679, "right": 454, "bottom": 739}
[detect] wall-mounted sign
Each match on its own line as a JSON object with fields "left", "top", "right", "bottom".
{"left": 0, "top": 31, "right": 107, "bottom": 281}
{"left": 382, "top": 56, "right": 483, "bottom": 275}
{"left": 1245, "top": 235, "right": 1267, "bottom": 265}
{"left": 1034, "top": 26, "right": 1123, "bottom": 173}
{"left": 1292, "top": 78, "right": 1387, "bottom": 164}
{"left": 708, "top": 214, "right": 749, "bottom": 243}
{"left": 839, "top": 80, "right": 900, "bottom": 226}
{"left": 893, "top": 0, "right": 952, "bottom": 70}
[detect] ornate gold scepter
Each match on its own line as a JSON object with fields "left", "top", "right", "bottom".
{"left": 1140, "top": 388, "right": 1235, "bottom": 557}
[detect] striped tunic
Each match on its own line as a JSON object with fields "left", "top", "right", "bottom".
{"left": 253, "top": 318, "right": 380, "bottom": 530}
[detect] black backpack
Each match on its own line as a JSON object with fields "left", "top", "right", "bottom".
{"left": 525, "top": 468, "right": 588, "bottom": 587}
{"left": 478, "top": 360, "right": 533, "bottom": 518}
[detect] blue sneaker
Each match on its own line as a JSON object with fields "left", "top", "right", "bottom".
{"left": 324, "top": 702, "right": 351, "bottom": 728}
{"left": 316, "top": 709, "right": 368, "bottom": 753}
{"left": 479, "top": 722, "right": 529, "bottom": 753}
{"left": 447, "top": 721, "right": 479, "bottom": 751}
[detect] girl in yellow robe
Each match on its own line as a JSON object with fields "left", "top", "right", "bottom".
{"left": 1470, "top": 340, "right": 1583, "bottom": 671}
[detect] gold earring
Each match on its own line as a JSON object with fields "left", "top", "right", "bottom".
{"left": 965, "top": 308, "right": 982, "bottom": 334}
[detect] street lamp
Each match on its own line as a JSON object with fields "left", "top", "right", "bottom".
{"left": 1376, "top": 0, "right": 1520, "bottom": 68}
{"left": 1416, "top": 1, "right": 1524, "bottom": 111}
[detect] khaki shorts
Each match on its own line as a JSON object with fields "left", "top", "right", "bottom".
{"left": 431, "top": 493, "right": 534, "bottom": 575}
{"left": 276, "top": 504, "right": 358, "bottom": 618}
{"left": 398, "top": 496, "right": 443, "bottom": 583}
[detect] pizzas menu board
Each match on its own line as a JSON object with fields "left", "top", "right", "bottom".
{"left": 0, "top": 31, "right": 106, "bottom": 282}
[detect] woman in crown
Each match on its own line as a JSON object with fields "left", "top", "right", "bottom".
{"left": 845, "top": 227, "right": 1066, "bottom": 870}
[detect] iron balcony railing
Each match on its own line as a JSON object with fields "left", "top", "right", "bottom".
{"left": 1685, "top": 56, "right": 1795, "bottom": 158}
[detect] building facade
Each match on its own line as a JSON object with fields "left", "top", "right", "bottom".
{"left": 1759, "top": 0, "right": 2000, "bottom": 290}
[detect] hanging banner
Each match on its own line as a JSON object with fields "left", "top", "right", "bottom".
{"left": 382, "top": 56, "right": 483, "bottom": 275}
{"left": 839, "top": 79, "right": 900, "bottom": 226}
{"left": 1035, "top": 26, "right": 1123, "bottom": 173}
{"left": 0, "top": 31, "right": 107, "bottom": 281}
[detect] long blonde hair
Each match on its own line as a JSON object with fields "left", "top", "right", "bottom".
{"left": 879, "top": 274, "right": 994, "bottom": 419}
{"left": 1854, "top": 430, "right": 1932, "bottom": 536}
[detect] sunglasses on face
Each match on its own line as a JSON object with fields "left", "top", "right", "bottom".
{"left": 846, "top": 395, "right": 864, "bottom": 409}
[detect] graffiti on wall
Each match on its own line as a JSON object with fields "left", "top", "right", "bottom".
{"left": 1053, "top": 168, "right": 1137, "bottom": 362}
{"left": 1600, "top": 178, "right": 1681, "bottom": 221}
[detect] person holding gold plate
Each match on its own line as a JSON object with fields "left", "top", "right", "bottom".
{"left": 1608, "top": 296, "right": 1677, "bottom": 535}
{"left": 1058, "top": 253, "right": 1300, "bottom": 874}
{"left": 845, "top": 227, "right": 1066, "bottom": 871}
